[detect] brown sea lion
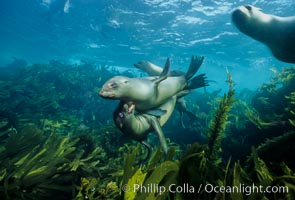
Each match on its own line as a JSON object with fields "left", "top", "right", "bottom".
{"left": 232, "top": 5, "right": 295, "bottom": 63}
{"left": 99, "top": 56, "right": 207, "bottom": 111}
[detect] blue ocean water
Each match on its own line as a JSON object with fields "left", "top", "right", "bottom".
{"left": 1, "top": 1, "right": 295, "bottom": 199}
{"left": 0, "top": 0, "right": 294, "bottom": 91}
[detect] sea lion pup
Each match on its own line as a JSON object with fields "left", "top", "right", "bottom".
{"left": 232, "top": 5, "right": 295, "bottom": 63}
{"left": 134, "top": 61, "right": 201, "bottom": 128}
{"left": 113, "top": 97, "right": 177, "bottom": 159}
{"left": 100, "top": 56, "right": 207, "bottom": 111}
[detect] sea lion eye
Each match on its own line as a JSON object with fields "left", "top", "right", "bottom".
{"left": 109, "top": 82, "right": 117, "bottom": 88}
{"left": 124, "top": 80, "right": 129, "bottom": 84}
{"left": 119, "top": 112, "right": 124, "bottom": 118}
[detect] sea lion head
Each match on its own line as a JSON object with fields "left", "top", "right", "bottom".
{"left": 114, "top": 101, "right": 136, "bottom": 132}
{"left": 99, "top": 76, "right": 132, "bottom": 99}
{"left": 232, "top": 5, "right": 272, "bottom": 40}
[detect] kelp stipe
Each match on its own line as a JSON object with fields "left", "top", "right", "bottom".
{"left": 206, "top": 69, "right": 235, "bottom": 163}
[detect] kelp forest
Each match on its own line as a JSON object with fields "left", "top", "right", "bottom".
{"left": 0, "top": 58, "right": 295, "bottom": 199}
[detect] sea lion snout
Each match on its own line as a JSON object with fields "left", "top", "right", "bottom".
{"left": 98, "top": 89, "right": 116, "bottom": 98}
{"left": 98, "top": 89, "right": 107, "bottom": 97}
{"left": 99, "top": 80, "right": 119, "bottom": 98}
{"left": 232, "top": 6, "right": 253, "bottom": 30}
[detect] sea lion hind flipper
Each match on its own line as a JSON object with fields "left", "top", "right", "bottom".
{"left": 185, "top": 55, "right": 204, "bottom": 80}
{"left": 134, "top": 61, "right": 163, "bottom": 76}
{"left": 187, "top": 73, "right": 208, "bottom": 90}
{"left": 144, "top": 109, "right": 167, "bottom": 117}
{"left": 150, "top": 118, "right": 168, "bottom": 155}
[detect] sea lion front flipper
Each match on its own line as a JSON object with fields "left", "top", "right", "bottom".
{"left": 152, "top": 58, "right": 170, "bottom": 85}
{"left": 143, "top": 109, "right": 167, "bottom": 117}
{"left": 150, "top": 117, "right": 168, "bottom": 154}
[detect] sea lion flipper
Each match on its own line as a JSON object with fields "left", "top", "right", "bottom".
{"left": 150, "top": 118, "right": 168, "bottom": 154}
{"left": 160, "top": 58, "right": 170, "bottom": 77}
{"left": 185, "top": 55, "right": 204, "bottom": 80}
{"left": 188, "top": 73, "right": 208, "bottom": 90}
{"left": 134, "top": 61, "right": 163, "bottom": 76}
{"left": 152, "top": 58, "right": 170, "bottom": 85}
{"left": 144, "top": 109, "right": 167, "bottom": 117}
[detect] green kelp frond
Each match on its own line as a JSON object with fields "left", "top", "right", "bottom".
{"left": 206, "top": 69, "right": 235, "bottom": 163}
{"left": 285, "top": 92, "right": 295, "bottom": 105}
{"left": 259, "top": 66, "right": 295, "bottom": 93}
{"left": 178, "top": 143, "right": 226, "bottom": 200}
{"left": 245, "top": 148, "right": 295, "bottom": 200}
{"left": 0, "top": 124, "right": 106, "bottom": 199}
{"left": 285, "top": 92, "right": 295, "bottom": 126}
{"left": 123, "top": 161, "right": 179, "bottom": 200}
{"left": 121, "top": 144, "right": 142, "bottom": 188}
{"left": 250, "top": 147, "right": 273, "bottom": 184}
{"left": 244, "top": 106, "right": 274, "bottom": 129}
{"left": 76, "top": 177, "right": 120, "bottom": 200}
{"left": 121, "top": 146, "right": 179, "bottom": 200}
{"left": 229, "top": 162, "right": 245, "bottom": 200}
{"left": 256, "top": 131, "right": 295, "bottom": 168}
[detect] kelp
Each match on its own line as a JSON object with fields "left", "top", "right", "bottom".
{"left": 178, "top": 143, "right": 224, "bottom": 200}
{"left": 0, "top": 60, "right": 119, "bottom": 128}
{"left": 76, "top": 177, "right": 120, "bottom": 200}
{"left": 121, "top": 146, "right": 179, "bottom": 200}
{"left": 221, "top": 66, "right": 295, "bottom": 163}
{"left": 117, "top": 67, "right": 295, "bottom": 200}
{"left": 206, "top": 69, "right": 235, "bottom": 163}
{"left": 256, "top": 131, "right": 295, "bottom": 169}
{"left": 252, "top": 66, "right": 295, "bottom": 119}
{"left": 244, "top": 148, "right": 295, "bottom": 200}
{"left": 0, "top": 124, "right": 113, "bottom": 199}
{"left": 285, "top": 91, "right": 295, "bottom": 127}
{"left": 1, "top": 59, "right": 295, "bottom": 199}
{"left": 0, "top": 110, "right": 18, "bottom": 142}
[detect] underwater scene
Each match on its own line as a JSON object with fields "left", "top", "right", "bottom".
{"left": 1, "top": 0, "right": 295, "bottom": 199}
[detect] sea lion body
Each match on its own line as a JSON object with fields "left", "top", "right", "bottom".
{"left": 134, "top": 60, "right": 200, "bottom": 128}
{"left": 100, "top": 56, "right": 205, "bottom": 111}
{"left": 232, "top": 5, "right": 295, "bottom": 63}
{"left": 100, "top": 75, "right": 186, "bottom": 111}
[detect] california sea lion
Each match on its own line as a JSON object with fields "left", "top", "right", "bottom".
{"left": 100, "top": 56, "right": 207, "bottom": 111}
{"left": 114, "top": 97, "right": 177, "bottom": 156}
{"left": 232, "top": 5, "right": 295, "bottom": 63}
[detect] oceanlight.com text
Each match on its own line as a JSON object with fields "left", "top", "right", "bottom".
{"left": 121, "top": 183, "right": 289, "bottom": 196}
